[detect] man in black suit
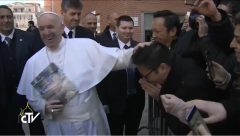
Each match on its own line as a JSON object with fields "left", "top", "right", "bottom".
{"left": 0, "top": 5, "right": 44, "bottom": 135}
{"left": 96, "top": 12, "right": 119, "bottom": 43}
{"left": 83, "top": 12, "right": 98, "bottom": 35}
{"left": 95, "top": 12, "right": 119, "bottom": 114}
{"left": 97, "top": 15, "right": 145, "bottom": 135}
{"left": 61, "top": 0, "right": 94, "bottom": 39}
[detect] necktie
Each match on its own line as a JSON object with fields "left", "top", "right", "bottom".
{"left": 68, "top": 31, "right": 73, "bottom": 39}
{"left": 124, "top": 45, "right": 136, "bottom": 96}
{"left": 112, "top": 32, "right": 117, "bottom": 40}
{"left": 124, "top": 45, "right": 130, "bottom": 49}
{"left": 4, "top": 37, "right": 11, "bottom": 47}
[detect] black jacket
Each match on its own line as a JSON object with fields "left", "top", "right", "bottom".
{"left": 0, "top": 29, "right": 44, "bottom": 134}
{"left": 165, "top": 9, "right": 238, "bottom": 135}
{"left": 97, "top": 38, "right": 145, "bottom": 115}
{"left": 160, "top": 52, "right": 239, "bottom": 135}
{"left": 95, "top": 25, "right": 114, "bottom": 45}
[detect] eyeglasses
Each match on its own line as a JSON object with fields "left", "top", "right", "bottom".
{"left": 142, "top": 69, "right": 154, "bottom": 80}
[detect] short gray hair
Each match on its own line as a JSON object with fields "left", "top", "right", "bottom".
{"left": 61, "top": 0, "right": 83, "bottom": 11}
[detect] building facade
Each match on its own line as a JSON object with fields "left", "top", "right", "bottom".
{"left": 7, "top": 2, "right": 42, "bottom": 30}
{"left": 44, "top": 0, "right": 189, "bottom": 42}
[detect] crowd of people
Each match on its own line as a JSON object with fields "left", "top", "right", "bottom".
{"left": 0, "top": 0, "right": 240, "bottom": 135}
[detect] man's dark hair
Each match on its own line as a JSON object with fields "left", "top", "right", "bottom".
{"left": 153, "top": 10, "right": 181, "bottom": 36}
{"left": 132, "top": 42, "right": 173, "bottom": 70}
{"left": 230, "top": 0, "right": 240, "bottom": 17}
{"left": 116, "top": 15, "right": 134, "bottom": 27}
{"left": 61, "top": 0, "right": 83, "bottom": 11}
{"left": 220, "top": 0, "right": 229, "bottom": 5}
{"left": 0, "top": 5, "right": 13, "bottom": 16}
{"left": 234, "top": 12, "right": 240, "bottom": 25}
{"left": 28, "top": 20, "right": 34, "bottom": 25}
{"left": 213, "top": 0, "right": 221, "bottom": 6}
{"left": 220, "top": 0, "right": 240, "bottom": 17}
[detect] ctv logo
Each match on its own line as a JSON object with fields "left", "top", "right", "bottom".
{"left": 18, "top": 102, "right": 40, "bottom": 123}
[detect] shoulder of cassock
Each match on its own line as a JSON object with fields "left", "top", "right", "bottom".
{"left": 17, "top": 38, "right": 121, "bottom": 100}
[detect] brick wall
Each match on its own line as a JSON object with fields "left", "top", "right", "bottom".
{"left": 44, "top": 0, "right": 189, "bottom": 42}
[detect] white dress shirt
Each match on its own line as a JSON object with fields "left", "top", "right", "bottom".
{"left": 109, "top": 29, "right": 117, "bottom": 40}
{"left": 64, "top": 26, "right": 76, "bottom": 38}
{"left": 0, "top": 29, "right": 15, "bottom": 43}
{"left": 117, "top": 39, "right": 131, "bottom": 49}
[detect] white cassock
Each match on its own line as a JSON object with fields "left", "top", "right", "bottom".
{"left": 17, "top": 37, "right": 134, "bottom": 135}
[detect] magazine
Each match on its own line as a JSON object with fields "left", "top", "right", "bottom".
{"left": 31, "top": 63, "right": 78, "bottom": 104}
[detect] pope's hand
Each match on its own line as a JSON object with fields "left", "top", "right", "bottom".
{"left": 45, "top": 99, "right": 64, "bottom": 114}
{"left": 134, "top": 42, "right": 151, "bottom": 53}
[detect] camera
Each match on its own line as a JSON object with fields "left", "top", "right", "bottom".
{"left": 189, "top": 11, "right": 201, "bottom": 29}
{"left": 186, "top": 0, "right": 220, "bottom": 29}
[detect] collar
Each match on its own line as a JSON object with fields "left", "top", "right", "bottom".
{"left": 64, "top": 26, "right": 76, "bottom": 38}
{"left": 109, "top": 29, "right": 117, "bottom": 39}
{"left": 117, "top": 38, "right": 131, "bottom": 49}
{"left": 0, "top": 29, "right": 15, "bottom": 42}
{"left": 46, "top": 37, "right": 66, "bottom": 52}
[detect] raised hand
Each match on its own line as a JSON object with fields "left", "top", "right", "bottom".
{"left": 191, "top": 0, "right": 222, "bottom": 22}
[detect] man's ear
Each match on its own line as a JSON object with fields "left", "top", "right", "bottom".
{"left": 158, "top": 63, "right": 171, "bottom": 74}
{"left": 60, "top": 9, "right": 64, "bottom": 15}
{"left": 169, "top": 27, "right": 177, "bottom": 37}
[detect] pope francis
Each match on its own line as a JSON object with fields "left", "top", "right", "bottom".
{"left": 17, "top": 12, "right": 139, "bottom": 135}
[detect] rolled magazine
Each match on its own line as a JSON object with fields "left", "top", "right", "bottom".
{"left": 31, "top": 63, "right": 78, "bottom": 104}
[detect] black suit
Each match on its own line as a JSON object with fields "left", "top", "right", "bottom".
{"left": 95, "top": 26, "right": 115, "bottom": 106}
{"left": 95, "top": 25, "right": 113, "bottom": 44}
{"left": 63, "top": 26, "right": 95, "bottom": 40}
{"left": 97, "top": 38, "right": 145, "bottom": 135}
{"left": 0, "top": 29, "right": 44, "bottom": 135}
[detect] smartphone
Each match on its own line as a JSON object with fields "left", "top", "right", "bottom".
{"left": 205, "top": 50, "right": 214, "bottom": 81}
{"left": 185, "top": 106, "right": 210, "bottom": 135}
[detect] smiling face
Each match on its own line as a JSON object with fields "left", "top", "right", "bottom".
{"left": 116, "top": 21, "right": 134, "bottom": 43}
{"left": 0, "top": 7, "right": 14, "bottom": 35}
{"left": 37, "top": 13, "right": 64, "bottom": 50}
{"left": 62, "top": 8, "right": 81, "bottom": 30}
